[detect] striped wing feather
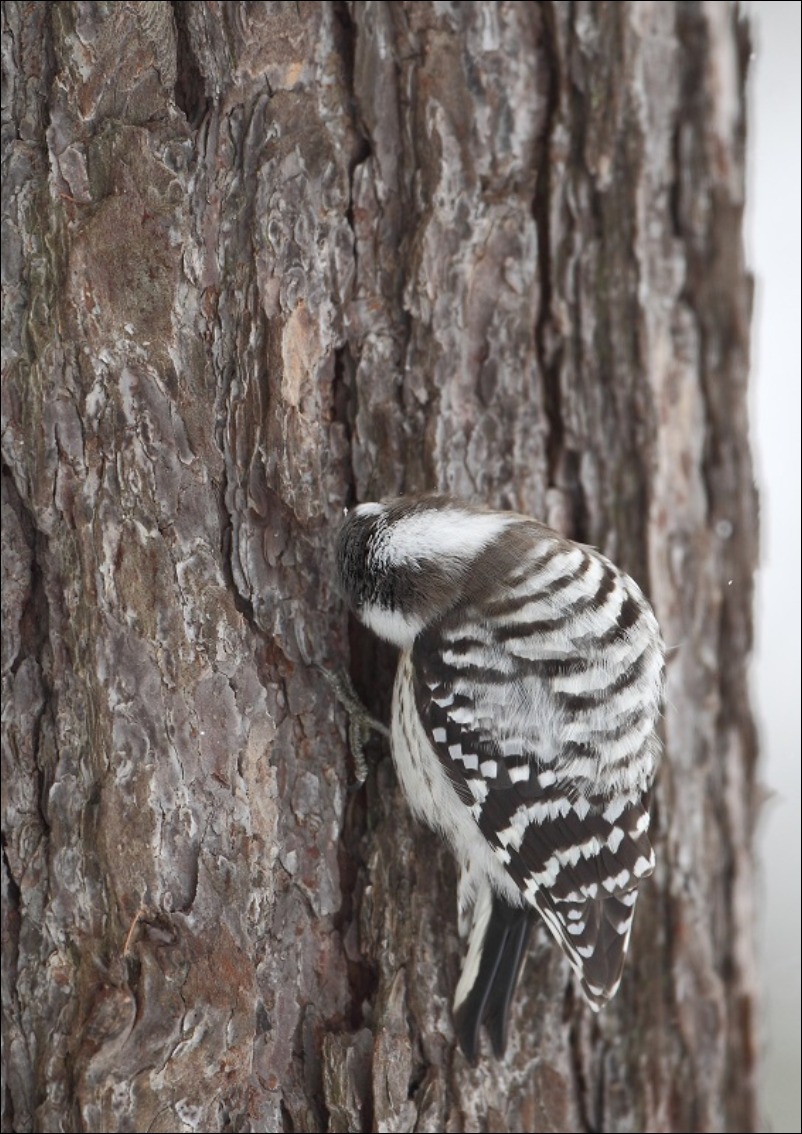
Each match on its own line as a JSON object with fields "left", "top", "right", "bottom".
{"left": 411, "top": 531, "right": 659, "bottom": 1007}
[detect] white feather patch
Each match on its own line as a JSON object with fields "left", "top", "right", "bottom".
{"left": 453, "top": 880, "right": 494, "bottom": 1011}
{"left": 386, "top": 508, "right": 515, "bottom": 566}
{"left": 360, "top": 603, "right": 423, "bottom": 648}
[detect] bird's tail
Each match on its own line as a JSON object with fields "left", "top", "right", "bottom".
{"left": 453, "top": 883, "right": 533, "bottom": 1062}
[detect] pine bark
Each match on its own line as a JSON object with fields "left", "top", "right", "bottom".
{"left": 2, "top": 3, "right": 759, "bottom": 1132}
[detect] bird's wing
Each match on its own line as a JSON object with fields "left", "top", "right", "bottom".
{"left": 411, "top": 614, "right": 656, "bottom": 1011}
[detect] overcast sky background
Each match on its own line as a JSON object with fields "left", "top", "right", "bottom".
{"left": 746, "top": 3, "right": 801, "bottom": 1130}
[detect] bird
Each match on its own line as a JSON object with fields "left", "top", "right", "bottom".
{"left": 335, "top": 494, "right": 665, "bottom": 1061}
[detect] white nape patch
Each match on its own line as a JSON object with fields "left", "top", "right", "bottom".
{"left": 386, "top": 507, "right": 515, "bottom": 568}
{"left": 453, "top": 879, "right": 494, "bottom": 1011}
{"left": 360, "top": 602, "right": 423, "bottom": 648}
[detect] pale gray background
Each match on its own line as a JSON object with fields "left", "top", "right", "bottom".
{"left": 747, "top": 3, "right": 801, "bottom": 1130}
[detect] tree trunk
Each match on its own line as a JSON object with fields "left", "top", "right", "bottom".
{"left": 1, "top": 3, "right": 759, "bottom": 1132}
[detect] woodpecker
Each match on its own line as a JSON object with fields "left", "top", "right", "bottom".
{"left": 335, "top": 494, "right": 664, "bottom": 1060}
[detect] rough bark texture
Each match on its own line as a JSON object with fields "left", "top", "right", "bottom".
{"left": 2, "top": 3, "right": 759, "bottom": 1132}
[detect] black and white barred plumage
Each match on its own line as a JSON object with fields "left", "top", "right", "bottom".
{"left": 336, "top": 495, "right": 664, "bottom": 1060}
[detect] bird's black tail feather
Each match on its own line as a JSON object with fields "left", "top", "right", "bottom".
{"left": 453, "top": 895, "right": 533, "bottom": 1062}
